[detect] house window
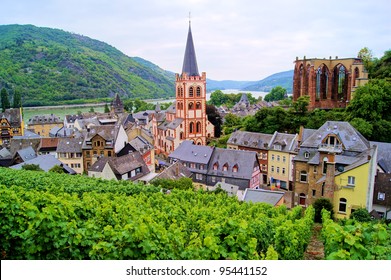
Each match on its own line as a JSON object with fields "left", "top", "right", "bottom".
{"left": 282, "top": 156, "right": 286, "bottom": 163}
{"left": 271, "top": 166, "right": 274, "bottom": 173}
{"left": 271, "top": 154, "right": 275, "bottom": 161}
{"left": 348, "top": 176, "right": 355, "bottom": 186}
{"left": 276, "top": 167, "right": 280, "bottom": 173}
{"left": 262, "top": 153, "right": 267, "bottom": 160}
{"left": 274, "top": 144, "right": 282, "bottom": 150}
{"left": 199, "top": 164, "right": 204, "bottom": 170}
{"left": 262, "top": 164, "right": 267, "bottom": 171}
{"left": 378, "top": 192, "right": 386, "bottom": 201}
{"left": 282, "top": 168, "right": 286, "bottom": 175}
{"left": 339, "top": 198, "right": 347, "bottom": 213}
{"left": 322, "top": 157, "right": 328, "bottom": 174}
{"left": 211, "top": 176, "right": 216, "bottom": 183}
{"left": 304, "top": 152, "right": 310, "bottom": 159}
{"left": 300, "top": 171, "right": 308, "bottom": 182}
{"left": 321, "top": 182, "right": 325, "bottom": 196}
{"left": 299, "top": 193, "right": 306, "bottom": 206}
{"left": 108, "top": 151, "right": 112, "bottom": 157}
{"left": 190, "top": 163, "right": 195, "bottom": 169}
{"left": 312, "top": 189, "right": 316, "bottom": 197}
{"left": 313, "top": 165, "right": 317, "bottom": 173}
{"left": 277, "top": 155, "right": 280, "bottom": 162}
{"left": 196, "top": 173, "right": 203, "bottom": 180}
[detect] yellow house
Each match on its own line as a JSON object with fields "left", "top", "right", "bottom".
{"left": 27, "top": 114, "right": 63, "bottom": 137}
{"left": 0, "top": 108, "right": 24, "bottom": 145}
{"left": 332, "top": 148, "right": 377, "bottom": 219}
{"left": 268, "top": 132, "right": 298, "bottom": 191}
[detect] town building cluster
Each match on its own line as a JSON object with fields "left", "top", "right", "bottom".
{"left": 0, "top": 22, "right": 389, "bottom": 219}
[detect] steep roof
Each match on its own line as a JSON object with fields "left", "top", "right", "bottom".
{"left": 16, "top": 146, "right": 37, "bottom": 162}
{"left": 269, "top": 132, "right": 298, "bottom": 153}
{"left": 56, "top": 138, "right": 84, "bottom": 153}
{"left": 227, "top": 130, "right": 273, "bottom": 149}
{"left": 371, "top": 141, "right": 391, "bottom": 173}
{"left": 154, "top": 161, "right": 192, "bottom": 180}
{"left": 208, "top": 148, "right": 258, "bottom": 181}
{"left": 169, "top": 140, "right": 214, "bottom": 165}
{"left": 28, "top": 114, "right": 62, "bottom": 125}
{"left": 1, "top": 108, "right": 22, "bottom": 126}
{"left": 181, "top": 23, "right": 199, "bottom": 76}
{"left": 301, "top": 121, "right": 370, "bottom": 152}
{"left": 10, "top": 154, "right": 76, "bottom": 174}
{"left": 243, "top": 189, "right": 284, "bottom": 206}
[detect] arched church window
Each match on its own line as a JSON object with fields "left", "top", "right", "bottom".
{"left": 188, "top": 102, "right": 194, "bottom": 110}
{"left": 189, "top": 87, "right": 194, "bottom": 97}
{"left": 189, "top": 122, "right": 194, "bottom": 134}
{"left": 196, "top": 86, "right": 201, "bottom": 97}
{"left": 196, "top": 102, "right": 201, "bottom": 109}
{"left": 196, "top": 121, "right": 201, "bottom": 133}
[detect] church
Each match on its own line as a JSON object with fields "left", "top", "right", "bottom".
{"left": 152, "top": 22, "right": 215, "bottom": 156}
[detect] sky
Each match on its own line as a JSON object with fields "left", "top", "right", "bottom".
{"left": 1, "top": 0, "right": 390, "bottom": 81}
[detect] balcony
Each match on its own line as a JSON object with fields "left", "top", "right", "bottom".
{"left": 318, "top": 143, "right": 342, "bottom": 153}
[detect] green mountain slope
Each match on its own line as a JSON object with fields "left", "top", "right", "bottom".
{"left": 0, "top": 24, "right": 175, "bottom": 106}
{"left": 241, "top": 70, "right": 293, "bottom": 92}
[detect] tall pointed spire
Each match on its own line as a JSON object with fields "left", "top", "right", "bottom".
{"left": 181, "top": 18, "right": 199, "bottom": 76}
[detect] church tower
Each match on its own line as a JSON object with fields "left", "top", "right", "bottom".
{"left": 175, "top": 21, "right": 213, "bottom": 145}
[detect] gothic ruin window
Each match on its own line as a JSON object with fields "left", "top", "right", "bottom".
{"left": 196, "top": 86, "right": 201, "bottom": 97}
{"left": 332, "top": 64, "right": 347, "bottom": 100}
{"left": 353, "top": 67, "right": 359, "bottom": 87}
{"left": 316, "top": 65, "right": 329, "bottom": 100}
{"left": 189, "top": 87, "right": 194, "bottom": 97}
{"left": 298, "top": 64, "right": 304, "bottom": 95}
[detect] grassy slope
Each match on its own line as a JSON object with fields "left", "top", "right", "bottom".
{"left": 0, "top": 24, "right": 175, "bottom": 106}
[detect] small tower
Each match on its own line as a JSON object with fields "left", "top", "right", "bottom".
{"left": 111, "top": 93, "right": 124, "bottom": 115}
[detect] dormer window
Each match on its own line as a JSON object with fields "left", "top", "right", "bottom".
{"left": 223, "top": 163, "right": 228, "bottom": 171}
{"left": 213, "top": 162, "right": 218, "bottom": 170}
{"left": 304, "top": 151, "right": 310, "bottom": 159}
{"left": 324, "top": 135, "right": 340, "bottom": 146}
{"left": 233, "top": 164, "right": 238, "bottom": 173}
{"left": 274, "top": 144, "right": 282, "bottom": 150}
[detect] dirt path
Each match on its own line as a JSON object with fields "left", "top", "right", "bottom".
{"left": 304, "top": 223, "right": 325, "bottom": 260}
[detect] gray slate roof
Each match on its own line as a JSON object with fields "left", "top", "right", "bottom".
{"left": 269, "top": 132, "right": 298, "bottom": 153}
{"left": 371, "top": 141, "right": 391, "bottom": 173}
{"left": 56, "top": 138, "right": 84, "bottom": 153}
{"left": 168, "top": 140, "right": 214, "bottom": 165}
{"left": 129, "top": 136, "right": 152, "bottom": 154}
{"left": 243, "top": 189, "right": 284, "bottom": 206}
{"left": 28, "top": 114, "right": 61, "bottom": 124}
{"left": 181, "top": 23, "right": 199, "bottom": 76}
{"left": 301, "top": 121, "right": 370, "bottom": 152}
{"left": 0, "top": 147, "right": 11, "bottom": 158}
{"left": 227, "top": 130, "right": 273, "bottom": 149}
{"left": 11, "top": 154, "right": 76, "bottom": 174}
{"left": 16, "top": 146, "right": 37, "bottom": 162}
{"left": 154, "top": 161, "right": 192, "bottom": 180}
{"left": 207, "top": 148, "right": 258, "bottom": 180}
{"left": 1, "top": 108, "right": 22, "bottom": 126}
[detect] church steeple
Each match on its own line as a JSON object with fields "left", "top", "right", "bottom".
{"left": 181, "top": 20, "right": 199, "bottom": 77}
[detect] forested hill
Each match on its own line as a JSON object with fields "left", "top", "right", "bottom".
{"left": 0, "top": 24, "right": 175, "bottom": 106}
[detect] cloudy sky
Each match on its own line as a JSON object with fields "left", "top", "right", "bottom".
{"left": 2, "top": 0, "right": 390, "bottom": 81}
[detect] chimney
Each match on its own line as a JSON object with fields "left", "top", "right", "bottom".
{"left": 175, "top": 163, "right": 179, "bottom": 176}
{"left": 324, "top": 154, "right": 336, "bottom": 199}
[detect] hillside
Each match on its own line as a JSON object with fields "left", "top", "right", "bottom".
{"left": 0, "top": 24, "right": 175, "bottom": 106}
{"left": 241, "top": 70, "right": 294, "bottom": 92}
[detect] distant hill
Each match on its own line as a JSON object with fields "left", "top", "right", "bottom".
{"left": 206, "top": 79, "right": 254, "bottom": 91}
{"left": 0, "top": 24, "right": 175, "bottom": 106}
{"left": 241, "top": 70, "right": 294, "bottom": 92}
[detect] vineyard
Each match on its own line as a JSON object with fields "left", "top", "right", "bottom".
{"left": 322, "top": 210, "right": 391, "bottom": 260}
{"left": 0, "top": 167, "right": 315, "bottom": 260}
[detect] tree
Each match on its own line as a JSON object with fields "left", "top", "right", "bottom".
{"left": 372, "top": 49, "right": 391, "bottom": 80}
{"left": 13, "top": 90, "right": 22, "bottom": 108}
{"left": 22, "top": 164, "right": 43, "bottom": 171}
{"left": 89, "top": 107, "right": 95, "bottom": 113}
{"left": 49, "top": 165, "right": 65, "bottom": 174}
{"left": 350, "top": 208, "right": 372, "bottom": 222}
{"left": 264, "top": 86, "right": 287, "bottom": 102}
{"left": 206, "top": 104, "right": 222, "bottom": 138}
{"left": 292, "top": 95, "right": 310, "bottom": 114}
{"left": 1, "top": 88, "right": 11, "bottom": 112}
{"left": 358, "top": 47, "right": 375, "bottom": 77}
{"left": 347, "top": 79, "right": 391, "bottom": 122}
{"left": 313, "top": 198, "right": 334, "bottom": 223}
{"left": 208, "top": 90, "right": 228, "bottom": 107}
{"left": 104, "top": 103, "right": 110, "bottom": 113}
